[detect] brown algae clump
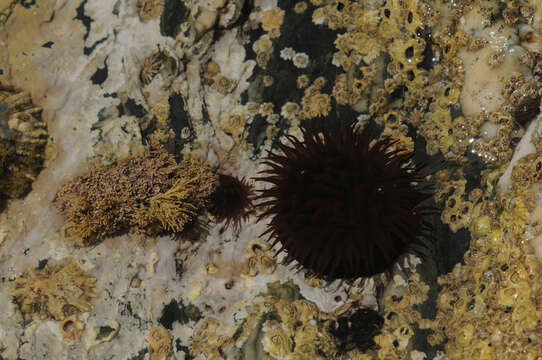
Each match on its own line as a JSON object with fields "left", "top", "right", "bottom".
{"left": 54, "top": 144, "right": 217, "bottom": 244}
{"left": 0, "top": 84, "right": 48, "bottom": 202}
{"left": 12, "top": 262, "right": 98, "bottom": 321}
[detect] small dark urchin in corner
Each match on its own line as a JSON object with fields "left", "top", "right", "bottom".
{"left": 208, "top": 174, "right": 254, "bottom": 230}
{"left": 254, "top": 122, "right": 432, "bottom": 279}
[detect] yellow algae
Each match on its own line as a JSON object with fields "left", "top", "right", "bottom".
{"left": 12, "top": 262, "right": 98, "bottom": 321}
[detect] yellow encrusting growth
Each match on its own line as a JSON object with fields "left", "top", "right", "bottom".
{"left": 428, "top": 157, "right": 542, "bottom": 358}
{"left": 12, "top": 262, "right": 98, "bottom": 321}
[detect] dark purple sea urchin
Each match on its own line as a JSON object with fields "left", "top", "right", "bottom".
{"left": 254, "top": 122, "right": 431, "bottom": 279}
{"left": 208, "top": 174, "right": 254, "bottom": 230}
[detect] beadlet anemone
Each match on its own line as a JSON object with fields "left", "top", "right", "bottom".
{"left": 254, "top": 121, "right": 432, "bottom": 279}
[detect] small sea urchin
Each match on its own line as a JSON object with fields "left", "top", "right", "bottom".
{"left": 208, "top": 174, "right": 254, "bottom": 230}
{"left": 255, "top": 122, "right": 431, "bottom": 279}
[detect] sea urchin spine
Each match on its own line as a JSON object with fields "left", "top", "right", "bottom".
{"left": 254, "top": 122, "right": 431, "bottom": 279}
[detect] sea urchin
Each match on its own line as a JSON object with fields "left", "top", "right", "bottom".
{"left": 254, "top": 122, "right": 431, "bottom": 279}
{"left": 208, "top": 174, "right": 254, "bottom": 230}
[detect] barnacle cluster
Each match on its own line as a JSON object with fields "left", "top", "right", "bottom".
{"left": 218, "top": 112, "right": 248, "bottom": 144}
{"left": 427, "top": 157, "right": 542, "bottom": 358}
{"left": 299, "top": 76, "right": 332, "bottom": 120}
{"left": 140, "top": 47, "right": 180, "bottom": 86}
{"left": 253, "top": 35, "right": 274, "bottom": 69}
{"left": 0, "top": 84, "right": 48, "bottom": 202}
{"left": 242, "top": 239, "right": 276, "bottom": 277}
{"left": 230, "top": 282, "right": 338, "bottom": 359}
{"left": 305, "top": 0, "right": 535, "bottom": 169}
{"left": 434, "top": 174, "right": 484, "bottom": 233}
{"left": 12, "top": 262, "right": 98, "bottom": 321}
{"left": 188, "top": 281, "right": 334, "bottom": 359}
{"left": 189, "top": 317, "right": 234, "bottom": 360}
{"left": 376, "top": 272, "right": 431, "bottom": 359}
{"left": 54, "top": 143, "right": 217, "bottom": 245}
{"left": 261, "top": 7, "right": 285, "bottom": 39}
{"left": 173, "top": 0, "right": 246, "bottom": 50}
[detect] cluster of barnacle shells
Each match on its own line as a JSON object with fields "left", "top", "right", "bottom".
{"left": 371, "top": 272, "right": 430, "bottom": 359}
{"left": 299, "top": 76, "right": 332, "bottom": 120}
{"left": 434, "top": 177, "right": 484, "bottom": 233}
{"left": 0, "top": 84, "right": 48, "bottom": 200}
{"left": 12, "top": 262, "right": 98, "bottom": 321}
{"left": 177, "top": 0, "right": 245, "bottom": 49}
{"left": 208, "top": 289, "right": 338, "bottom": 359}
{"left": 429, "top": 181, "right": 542, "bottom": 359}
{"left": 140, "top": 46, "right": 181, "bottom": 86}
{"left": 470, "top": 105, "right": 522, "bottom": 166}
{"left": 189, "top": 317, "right": 234, "bottom": 360}
{"left": 510, "top": 151, "right": 542, "bottom": 193}
{"left": 242, "top": 239, "right": 276, "bottom": 277}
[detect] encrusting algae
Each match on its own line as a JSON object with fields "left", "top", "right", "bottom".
{"left": 54, "top": 143, "right": 217, "bottom": 245}
{"left": 12, "top": 262, "right": 98, "bottom": 321}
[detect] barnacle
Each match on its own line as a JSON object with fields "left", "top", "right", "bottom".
{"left": 189, "top": 318, "right": 233, "bottom": 360}
{"left": 59, "top": 315, "right": 86, "bottom": 342}
{"left": 12, "top": 262, "right": 98, "bottom": 321}
{"left": 261, "top": 7, "right": 285, "bottom": 38}
{"left": 299, "top": 78, "right": 332, "bottom": 120}
{"left": 243, "top": 239, "right": 277, "bottom": 276}
{"left": 292, "top": 52, "right": 310, "bottom": 69}
{"left": 0, "top": 84, "right": 48, "bottom": 202}
{"left": 212, "top": 74, "right": 238, "bottom": 95}
{"left": 138, "top": 0, "right": 164, "bottom": 22}
{"left": 253, "top": 35, "right": 273, "bottom": 69}
{"left": 435, "top": 178, "right": 484, "bottom": 233}
{"left": 140, "top": 47, "right": 180, "bottom": 85}
{"left": 280, "top": 102, "right": 300, "bottom": 121}
{"left": 296, "top": 74, "right": 310, "bottom": 89}
{"left": 294, "top": 1, "right": 307, "bottom": 14}
{"left": 146, "top": 326, "right": 172, "bottom": 360}
{"left": 262, "top": 326, "right": 294, "bottom": 358}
